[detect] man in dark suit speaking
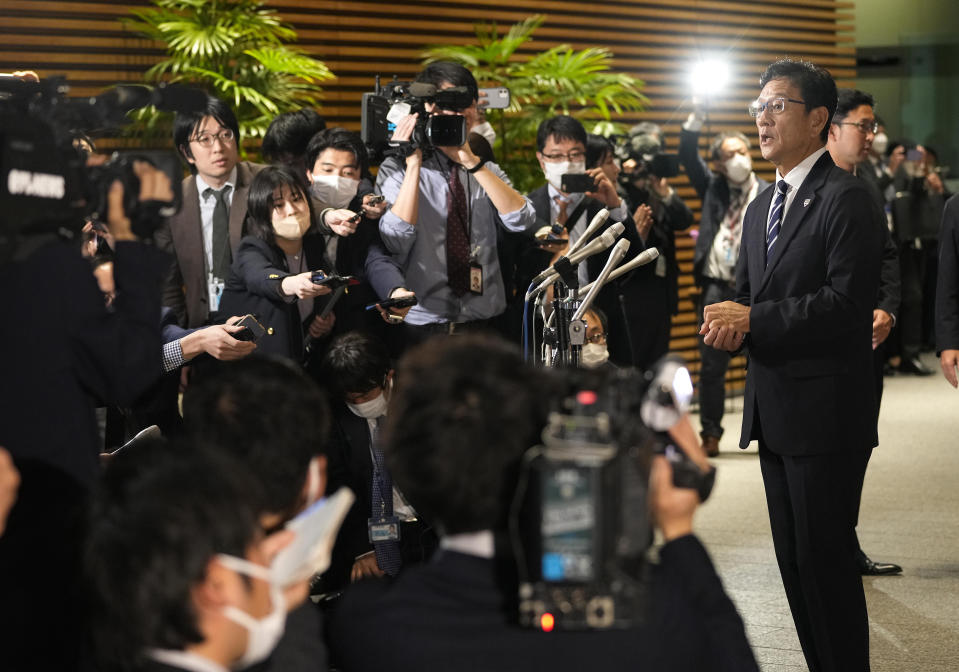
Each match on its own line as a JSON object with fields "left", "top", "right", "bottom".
{"left": 701, "top": 60, "right": 883, "bottom": 672}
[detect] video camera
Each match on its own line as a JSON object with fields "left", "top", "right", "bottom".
{"left": 0, "top": 75, "right": 205, "bottom": 254}
{"left": 512, "top": 358, "right": 713, "bottom": 632}
{"left": 615, "top": 127, "right": 680, "bottom": 180}
{"left": 361, "top": 76, "right": 472, "bottom": 163}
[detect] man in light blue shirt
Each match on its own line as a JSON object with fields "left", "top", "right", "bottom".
{"left": 376, "top": 62, "right": 537, "bottom": 338}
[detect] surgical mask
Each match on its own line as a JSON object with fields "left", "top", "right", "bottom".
{"left": 272, "top": 209, "right": 311, "bottom": 240}
{"left": 217, "top": 554, "right": 286, "bottom": 669}
{"left": 310, "top": 174, "right": 359, "bottom": 209}
{"left": 872, "top": 132, "right": 888, "bottom": 155}
{"left": 346, "top": 387, "right": 389, "bottom": 420}
{"left": 472, "top": 121, "right": 496, "bottom": 147}
{"left": 580, "top": 343, "right": 610, "bottom": 368}
{"left": 724, "top": 153, "right": 752, "bottom": 185}
{"left": 543, "top": 160, "right": 586, "bottom": 192}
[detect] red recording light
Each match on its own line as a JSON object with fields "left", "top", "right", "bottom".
{"left": 576, "top": 390, "right": 598, "bottom": 406}
{"left": 540, "top": 612, "right": 555, "bottom": 632}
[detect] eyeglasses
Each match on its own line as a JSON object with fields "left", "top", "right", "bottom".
{"left": 747, "top": 97, "right": 806, "bottom": 117}
{"left": 191, "top": 129, "right": 235, "bottom": 148}
{"left": 541, "top": 150, "right": 587, "bottom": 162}
{"left": 585, "top": 332, "right": 607, "bottom": 345}
{"left": 838, "top": 120, "right": 879, "bottom": 135}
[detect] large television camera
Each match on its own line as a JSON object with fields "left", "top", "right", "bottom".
{"left": 512, "top": 358, "right": 713, "bottom": 632}
{"left": 0, "top": 75, "right": 205, "bottom": 256}
{"left": 360, "top": 76, "right": 472, "bottom": 163}
{"left": 615, "top": 128, "right": 681, "bottom": 180}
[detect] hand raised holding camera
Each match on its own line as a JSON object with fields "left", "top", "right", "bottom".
{"left": 584, "top": 166, "right": 622, "bottom": 209}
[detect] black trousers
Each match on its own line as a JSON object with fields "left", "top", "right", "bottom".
{"left": 758, "top": 441, "right": 871, "bottom": 672}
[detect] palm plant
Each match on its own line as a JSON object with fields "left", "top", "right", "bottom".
{"left": 124, "top": 0, "right": 334, "bottom": 147}
{"left": 423, "top": 15, "right": 647, "bottom": 192}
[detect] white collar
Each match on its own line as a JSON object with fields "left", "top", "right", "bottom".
{"left": 196, "top": 165, "right": 238, "bottom": 196}
{"left": 777, "top": 146, "right": 828, "bottom": 192}
{"left": 440, "top": 530, "right": 495, "bottom": 558}
{"left": 147, "top": 648, "right": 231, "bottom": 672}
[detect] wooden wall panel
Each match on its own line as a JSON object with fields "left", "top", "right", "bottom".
{"left": 0, "top": 0, "right": 854, "bottom": 393}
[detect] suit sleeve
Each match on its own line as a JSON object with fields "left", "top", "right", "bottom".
{"left": 936, "top": 195, "right": 959, "bottom": 352}
{"left": 231, "top": 238, "right": 289, "bottom": 300}
{"left": 876, "top": 224, "right": 901, "bottom": 317}
{"left": 749, "top": 185, "right": 882, "bottom": 350}
{"left": 153, "top": 218, "right": 188, "bottom": 327}
{"left": 678, "top": 129, "right": 712, "bottom": 200}
{"left": 656, "top": 535, "right": 759, "bottom": 672}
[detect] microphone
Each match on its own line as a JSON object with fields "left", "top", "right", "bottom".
{"left": 571, "top": 238, "right": 631, "bottom": 324}
{"left": 565, "top": 208, "right": 610, "bottom": 257}
{"left": 577, "top": 247, "right": 660, "bottom": 295}
{"left": 530, "top": 221, "right": 626, "bottom": 286}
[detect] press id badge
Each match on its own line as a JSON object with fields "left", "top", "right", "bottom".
{"left": 368, "top": 516, "right": 401, "bottom": 543}
{"left": 469, "top": 262, "right": 484, "bottom": 295}
{"left": 208, "top": 276, "right": 225, "bottom": 312}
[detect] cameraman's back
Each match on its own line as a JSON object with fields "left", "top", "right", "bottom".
{"left": 327, "top": 334, "right": 757, "bottom": 672}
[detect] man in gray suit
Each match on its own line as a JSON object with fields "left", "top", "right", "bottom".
{"left": 155, "top": 96, "right": 263, "bottom": 328}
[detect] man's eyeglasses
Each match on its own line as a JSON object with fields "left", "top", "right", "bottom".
{"left": 541, "top": 151, "right": 587, "bottom": 162}
{"left": 838, "top": 120, "right": 879, "bottom": 135}
{"left": 585, "top": 332, "right": 607, "bottom": 345}
{"left": 747, "top": 97, "right": 806, "bottom": 117}
{"left": 191, "top": 129, "right": 235, "bottom": 148}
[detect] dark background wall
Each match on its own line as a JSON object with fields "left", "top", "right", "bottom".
{"left": 0, "top": 0, "right": 857, "bottom": 391}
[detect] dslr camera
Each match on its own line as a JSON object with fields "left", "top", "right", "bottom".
{"left": 361, "top": 76, "right": 473, "bottom": 163}
{"left": 512, "top": 358, "right": 713, "bottom": 631}
{"left": 0, "top": 75, "right": 204, "bottom": 260}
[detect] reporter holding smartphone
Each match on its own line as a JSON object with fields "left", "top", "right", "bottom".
{"left": 219, "top": 165, "right": 333, "bottom": 363}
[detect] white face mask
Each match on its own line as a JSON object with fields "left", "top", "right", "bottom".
{"left": 310, "top": 174, "right": 359, "bottom": 210}
{"left": 543, "top": 160, "right": 587, "bottom": 192}
{"left": 723, "top": 153, "right": 753, "bottom": 185}
{"left": 346, "top": 385, "right": 389, "bottom": 420}
{"left": 872, "top": 132, "right": 888, "bottom": 156}
{"left": 216, "top": 554, "right": 286, "bottom": 669}
{"left": 580, "top": 343, "right": 610, "bottom": 368}
{"left": 472, "top": 121, "right": 496, "bottom": 147}
{"left": 272, "top": 209, "right": 311, "bottom": 240}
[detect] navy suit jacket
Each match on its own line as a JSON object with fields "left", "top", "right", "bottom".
{"left": 737, "top": 152, "right": 883, "bottom": 454}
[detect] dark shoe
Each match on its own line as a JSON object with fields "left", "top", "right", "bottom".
{"left": 858, "top": 551, "right": 902, "bottom": 576}
{"left": 899, "top": 357, "right": 934, "bottom": 376}
{"left": 702, "top": 435, "right": 720, "bottom": 458}
{"left": 882, "top": 362, "right": 897, "bottom": 377}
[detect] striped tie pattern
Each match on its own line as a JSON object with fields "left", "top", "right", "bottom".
{"left": 765, "top": 180, "right": 788, "bottom": 264}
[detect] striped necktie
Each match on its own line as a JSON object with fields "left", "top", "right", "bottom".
{"left": 370, "top": 417, "right": 402, "bottom": 576}
{"left": 765, "top": 179, "right": 788, "bottom": 264}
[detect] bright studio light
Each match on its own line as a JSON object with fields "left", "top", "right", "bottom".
{"left": 689, "top": 58, "right": 731, "bottom": 98}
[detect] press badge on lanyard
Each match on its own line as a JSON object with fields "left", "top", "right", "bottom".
{"left": 368, "top": 516, "right": 401, "bottom": 542}
{"left": 469, "top": 246, "right": 483, "bottom": 295}
{"left": 208, "top": 276, "right": 225, "bottom": 312}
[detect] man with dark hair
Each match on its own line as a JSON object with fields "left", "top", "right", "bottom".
{"left": 518, "top": 114, "right": 642, "bottom": 364}
{"left": 702, "top": 59, "right": 883, "bottom": 672}
{"left": 827, "top": 87, "right": 903, "bottom": 576}
{"left": 155, "top": 95, "right": 264, "bottom": 328}
{"left": 680, "top": 106, "right": 767, "bottom": 456}
{"left": 330, "top": 335, "right": 757, "bottom": 672}
{"left": 377, "top": 61, "right": 537, "bottom": 342}
{"left": 86, "top": 442, "right": 306, "bottom": 672}
{"left": 182, "top": 356, "right": 329, "bottom": 527}
{"left": 303, "top": 128, "right": 413, "bottom": 339}
{"left": 318, "top": 332, "right": 436, "bottom": 591}
{"left": 262, "top": 108, "right": 327, "bottom": 174}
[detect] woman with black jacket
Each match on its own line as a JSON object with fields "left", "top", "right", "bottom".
{"left": 220, "top": 165, "right": 334, "bottom": 361}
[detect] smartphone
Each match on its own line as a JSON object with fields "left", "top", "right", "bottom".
{"left": 561, "top": 173, "right": 596, "bottom": 194}
{"left": 311, "top": 271, "right": 358, "bottom": 289}
{"left": 233, "top": 314, "right": 267, "bottom": 342}
{"left": 365, "top": 194, "right": 385, "bottom": 206}
{"left": 478, "top": 87, "right": 511, "bottom": 109}
{"left": 365, "top": 295, "right": 418, "bottom": 311}
{"left": 536, "top": 234, "right": 566, "bottom": 247}
{"left": 906, "top": 148, "right": 922, "bottom": 162}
